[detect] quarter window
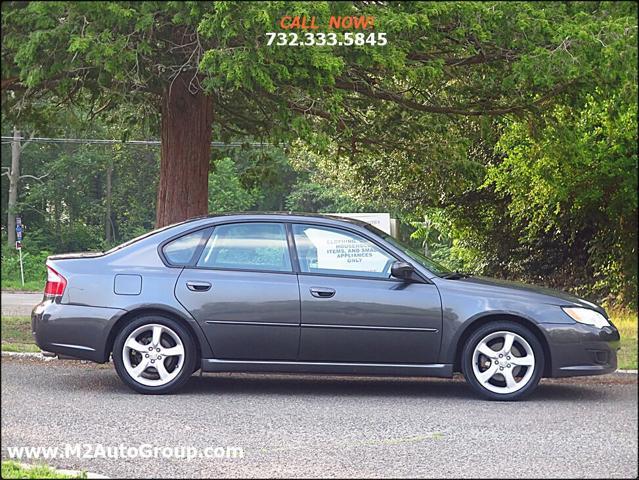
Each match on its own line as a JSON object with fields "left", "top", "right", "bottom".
{"left": 162, "top": 228, "right": 210, "bottom": 266}
{"left": 293, "top": 224, "right": 395, "bottom": 278}
{"left": 197, "top": 223, "right": 292, "bottom": 272}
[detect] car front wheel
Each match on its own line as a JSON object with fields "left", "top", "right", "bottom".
{"left": 462, "top": 321, "right": 544, "bottom": 401}
{"left": 113, "top": 315, "right": 197, "bottom": 394}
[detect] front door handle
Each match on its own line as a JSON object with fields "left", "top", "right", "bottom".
{"left": 310, "top": 287, "right": 336, "bottom": 298}
{"left": 186, "top": 281, "right": 211, "bottom": 292}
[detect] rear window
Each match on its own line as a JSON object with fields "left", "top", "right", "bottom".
{"left": 162, "top": 228, "right": 211, "bottom": 266}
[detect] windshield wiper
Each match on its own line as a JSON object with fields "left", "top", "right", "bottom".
{"left": 442, "top": 271, "right": 473, "bottom": 280}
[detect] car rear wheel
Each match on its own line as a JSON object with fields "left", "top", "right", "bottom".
{"left": 462, "top": 321, "right": 544, "bottom": 401}
{"left": 113, "top": 314, "right": 197, "bottom": 394}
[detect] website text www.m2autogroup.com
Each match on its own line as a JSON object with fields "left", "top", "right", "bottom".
{"left": 4, "top": 443, "right": 244, "bottom": 461}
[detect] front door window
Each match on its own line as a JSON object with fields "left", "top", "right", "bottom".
{"left": 292, "top": 224, "right": 395, "bottom": 278}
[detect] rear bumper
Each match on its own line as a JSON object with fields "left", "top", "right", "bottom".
{"left": 544, "top": 323, "right": 620, "bottom": 377}
{"left": 31, "top": 299, "right": 124, "bottom": 363}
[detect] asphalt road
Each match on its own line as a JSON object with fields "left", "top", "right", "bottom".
{"left": 1, "top": 291, "right": 41, "bottom": 316}
{"left": 1, "top": 357, "right": 637, "bottom": 478}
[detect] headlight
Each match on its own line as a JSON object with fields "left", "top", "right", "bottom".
{"left": 562, "top": 307, "right": 610, "bottom": 329}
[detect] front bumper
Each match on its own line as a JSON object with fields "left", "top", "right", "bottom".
{"left": 543, "top": 322, "right": 620, "bottom": 377}
{"left": 31, "top": 299, "right": 125, "bottom": 363}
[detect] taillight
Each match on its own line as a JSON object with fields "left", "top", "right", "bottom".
{"left": 44, "top": 265, "right": 67, "bottom": 298}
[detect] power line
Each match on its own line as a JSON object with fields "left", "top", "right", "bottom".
{"left": 0, "top": 136, "right": 273, "bottom": 148}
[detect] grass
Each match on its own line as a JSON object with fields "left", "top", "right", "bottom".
{"left": 1, "top": 279, "right": 43, "bottom": 292}
{"left": 609, "top": 308, "right": 638, "bottom": 370}
{"left": 1, "top": 316, "right": 41, "bottom": 353}
{"left": 1, "top": 316, "right": 34, "bottom": 343}
{"left": 1, "top": 461, "right": 86, "bottom": 479}
{"left": 1, "top": 342, "right": 41, "bottom": 352}
{"left": 1, "top": 310, "right": 637, "bottom": 369}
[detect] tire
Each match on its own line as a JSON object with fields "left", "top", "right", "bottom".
{"left": 462, "top": 321, "right": 544, "bottom": 401}
{"left": 113, "top": 314, "right": 198, "bottom": 394}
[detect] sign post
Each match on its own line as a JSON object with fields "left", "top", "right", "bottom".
{"left": 15, "top": 217, "right": 24, "bottom": 286}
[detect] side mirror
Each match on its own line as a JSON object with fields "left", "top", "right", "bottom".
{"left": 391, "top": 261, "right": 414, "bottom": 281}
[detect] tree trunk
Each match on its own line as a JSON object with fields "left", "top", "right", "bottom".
{"left": 54, "top": 199, "right": 61, "bottom": 249}
{"left": 155, "top": 73, "right": 213, "bottom": 227}
{"left": 7, "top": 127, "right": 20, "bottom": 248}
{"left": 105, "top": 160, "right": 113, "bottom": 243}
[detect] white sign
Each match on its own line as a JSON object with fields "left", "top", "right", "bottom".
{"left": 302, "top": 226, "right": 390, "bottom": 273}
{"left": 332, "top": 212, "right": 391, "bottom": 235}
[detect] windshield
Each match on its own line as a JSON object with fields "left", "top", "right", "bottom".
{"left": 363, "top": 224, "right": 452, "bottom": 276}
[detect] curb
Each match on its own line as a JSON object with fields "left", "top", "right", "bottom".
{"left": 1, "top": 289, "right": 42, "bottom": 294}
{"left": 57, "top": 468, "right": 109, "bottom": 479}
{"left": 1, "top": 351, "right": 96, "bottom": 364}
{"left": 1, "top": 351, "right": 56, "bottom": 361}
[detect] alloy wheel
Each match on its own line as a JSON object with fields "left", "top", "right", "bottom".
{"left": 122, "top": 323, "right": 185, "bottom": 387}
{"left": 471, "top": 330, "right": 536, "bottom": 395}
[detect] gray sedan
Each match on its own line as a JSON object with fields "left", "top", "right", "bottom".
{"left": 31, "top": 213, "right": 620, "bottom": 400}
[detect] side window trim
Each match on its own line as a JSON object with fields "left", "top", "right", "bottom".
{"left": 285, "top": 223, "right": 301, "bottom": 272}
{"left": 189, "top": 227, "right": 214, "bottom": 267}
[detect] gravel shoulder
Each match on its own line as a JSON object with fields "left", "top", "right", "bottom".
{"left": 1, "top": 357, "right": 637, "bottom": 478}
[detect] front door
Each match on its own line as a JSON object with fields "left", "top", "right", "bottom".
{"left": 292, "top": 223, "right": 442, "bottom": 364}
{"left": 175, "top": 222, "right": 300, "bottom": 360}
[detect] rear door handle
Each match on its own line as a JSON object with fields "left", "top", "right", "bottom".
{"left": 186, "top": 281, "right": 211, "bottom": 292}
{"left": 310, "top": 287, "right": 336, "bottom": 298}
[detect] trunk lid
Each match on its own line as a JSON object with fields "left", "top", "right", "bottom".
{"left": 47, "top": 251, "right": 104, "bottom": 260}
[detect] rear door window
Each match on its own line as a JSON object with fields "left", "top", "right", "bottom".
{"left": 196, "top": 222, "right": 292, "bottom": 272}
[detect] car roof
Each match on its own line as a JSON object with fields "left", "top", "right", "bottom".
{"left": 183, "top": 212, "right": 374, "bottom": 229}
{"left": 107, "top": 212, "right": 381, "bottom": 256}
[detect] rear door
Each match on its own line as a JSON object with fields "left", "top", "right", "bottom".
{"left": 174, "top": 222, "right": 300, "bottom": 360}
{"left": 292, "top": 223, "right": 442, "bottom": 364}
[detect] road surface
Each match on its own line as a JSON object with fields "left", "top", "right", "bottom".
{"left": 1, "top": 357, "right": 637, "bottom": 478}
{"left": 1, "top": 291, "right": 41, "bottom": 317}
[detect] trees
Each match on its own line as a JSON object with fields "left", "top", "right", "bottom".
{"left": 257, "top": 3, "right": 636, "bottom": 304}
{"left": 4, "top": 2, "right": 631, "bottom": 226}
{"left": 1, "top": 2, "right": 636, "bottom": 304}
{"left": 486, "top": 89, "right": 638, "bottom": 304}
{"left": 208, "top": 157, "right": 259, "bottom": 213}
{"left": 2, "top": 128, "right": 43, "bottom": 248}
{"left": 2, "top": 2, "right": 214, "bottom": 226}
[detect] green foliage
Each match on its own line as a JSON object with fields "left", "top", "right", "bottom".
{"left": 404, "top": 210, "right": 465, "bottom": 272}
{"left": 611, "top": 308, "right": 639, "bottom": 370}
{"left": 208, "top": 157, "right": 260, "bottom": 212}
{"left": 1, "top": 133, "right": 158, "bottom": 254}
{"left": 1, "top": 247, "right": 49, "bottom": 287}
{"left": 1, "top": 1, "right": 637, "bottom": 307}
{"left": 5, "top": 2, "right": 634, "bottom": 144}
{"left": 484, "top": 88, "right": 638, "bottom": 305}
{"left": 285, "top": 180, "right": 363, "bottom": 213}
{"left": 284, "top": 140, "right": 373, "bottom": 213}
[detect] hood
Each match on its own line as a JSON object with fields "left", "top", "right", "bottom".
{"left": 452, "top": 276, "right": 605, "bottom": 314}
